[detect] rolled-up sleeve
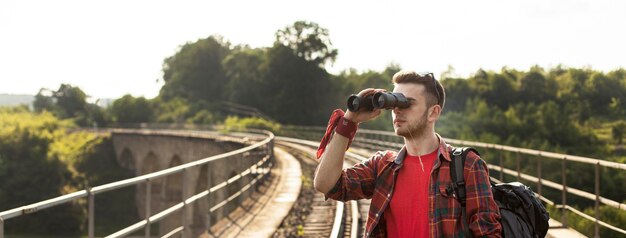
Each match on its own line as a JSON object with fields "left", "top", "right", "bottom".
{"left": 465, "top": 155, "right": 502, "bottom": 237}
{"left": 323, "top": 152, "right": 384, "bottom": 202}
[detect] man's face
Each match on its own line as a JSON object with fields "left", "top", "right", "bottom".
{"left": 391, "top": 83, "right": 431, "bottom": 138}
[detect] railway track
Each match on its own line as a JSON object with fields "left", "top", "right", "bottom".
{"left": 276, "top": 137, "right": 369, "bottom": 238}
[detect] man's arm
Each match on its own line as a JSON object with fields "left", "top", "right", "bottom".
{"left": 465, "top": 154, "right": 502, "bottom": 237}
{"left": 313, "top": 131, "right": 350, "bottom": 193}
{"left": 314, "top": 88, "right": 385, "bottom": 194}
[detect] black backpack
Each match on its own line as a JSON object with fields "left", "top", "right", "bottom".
{"left": 449, "top": 147, "right": 550, "bottom": 238}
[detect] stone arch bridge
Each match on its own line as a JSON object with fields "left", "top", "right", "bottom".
{"left": 110, "top": 129, "right": 268, "bottom": 237}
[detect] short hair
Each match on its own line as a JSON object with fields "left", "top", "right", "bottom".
{"left": 392, "top": 70, "right": 445, "bottom": 109}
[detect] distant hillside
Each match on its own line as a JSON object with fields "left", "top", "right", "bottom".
{"left": 0, "top": 94, "right": 34, "bottom": 107}
{"left": 0, "top": 94, "right": 114, "bottom": 108}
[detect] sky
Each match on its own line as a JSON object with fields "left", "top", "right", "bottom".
{"left": 1, "top": 0, "right": 625, "bottom": 100}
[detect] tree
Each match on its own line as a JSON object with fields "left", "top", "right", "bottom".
{"left": 110, "top": 95, "right": 154, "bottom": 124}
{"left": 519, "top": 70, "right": 557, "bottom": 104}
{"left": 222, "top": 47, "right": 267, "bottom": 108}
{"left": 55, "top": 84, "right": 88, "bottom": 119}
{"left": 160, "top": 35, "right": 231, "bottom": 103}
{"left": 33, "top": 88, "right": 57, "bottom": 113}
{"left": 255, "top": 21, "right": 339, "bottom": 125}
{"left": 275, "top": 21, "right": 338, "bottom": 67}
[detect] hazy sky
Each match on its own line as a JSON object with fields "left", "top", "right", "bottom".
{"left": 1, "top": 0, "right": 625, "bottom": 100}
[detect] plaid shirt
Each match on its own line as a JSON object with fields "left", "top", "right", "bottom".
{"left": 324, "top": 135, "right": 501, "bottom": 238}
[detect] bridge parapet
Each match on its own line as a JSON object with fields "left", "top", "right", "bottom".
{"left": 0, "top": 129, "right": 275, "bottom": 238}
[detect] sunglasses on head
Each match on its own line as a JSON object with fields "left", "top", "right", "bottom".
{"left": 416, "top": 72, "right": 440, "bottom": 106}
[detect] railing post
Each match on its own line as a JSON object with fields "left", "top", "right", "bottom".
{"left": 182, "top": 169, "right": 189, "bottom": 238}
{"left": 1, "top": 216, "right": 4, "bottom": 238}
{"left": 562, "top": 157, "right": 568, "bottom": 227}
{"left": 537, "top": 155, "right": 542, "bottom": 196}
{"left": 499, "top": 151, "right": 504, "bottom": 182}
{"left": 516, "top": 151, "right": 521, "bottom": 181}
{"left": 595, "top": 162, "right": 600, "bottom": 238}
{"left": 206, "top": 165, "right": 213, "bottom": 234}
{"left": 88, "top": 187, "right": 95, "bottom": 238}
{"left": 145, "top": 180, "right": 152, "bottom": 238}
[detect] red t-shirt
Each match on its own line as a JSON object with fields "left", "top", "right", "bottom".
{"left": 385, "top": 149, "right": 438, "bottom": 238}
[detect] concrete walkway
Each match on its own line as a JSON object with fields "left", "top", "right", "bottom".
{"left": 237, "top": 147, "right": 302, "bottom": 237}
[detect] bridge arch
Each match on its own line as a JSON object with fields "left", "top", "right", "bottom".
{"left": 137, "top": 151, "right": 163, "bottom": 221}
{"left": 162, "top": 155, "right": 183, "bottom": 235}
{"left": 192, "top": 165, "right": 210, "bottom": 236}
{"left": 119, "top": 148, "right": 135, "bottom": 173}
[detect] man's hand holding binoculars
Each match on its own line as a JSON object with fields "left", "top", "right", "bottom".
{"left": 344, "top": 88, "right": 385, "bottom": 124}
{"left": 345, "top": 88, "right": 410, "bottom": 124}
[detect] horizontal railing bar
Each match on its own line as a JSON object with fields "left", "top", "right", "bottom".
{"left": 105, "top": 219, "right": 147, "bottom": 238}
{"left": 488, "top": 164, "right": 626, "bottom": 211}
{"left": 187, "top": 190, "right": 209, "bottom": 205}
{"left": 0, "top": 190, "right": 88, "bottom": 220}
{"left": 107, "top": 168, "right": 259, "bottom": 238}
{"left": 151, "top": 203, "right": 184, "bottom": 223}
{"left": 161, "top": 226, "right": 184, "bottom": 238}
{"left": 443, "top": 138, "right": 624, "bottom": 169}
{"left": 240, "top": 168, "right": 251, "bottom": 177}
{"left": 565, "top": 205, "right": 626, "bottom": 235}
{"left": 227, "top": 174, "right": 242, "bottom": 184}
{"left": 208, "top": 173, "right": 265, "bottom": 213}
{"left": 209, "top": 198, "right": 231, "bottom": 213}
{"left": 350, "top": 129, "right": 626, "bottom": 169}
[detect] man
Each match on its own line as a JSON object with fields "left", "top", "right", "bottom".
{"left": 314, "top": 70, "right": 501, "bottom": 237}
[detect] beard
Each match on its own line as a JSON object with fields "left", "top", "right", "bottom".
{"left": 394, "top": 110, "right": 429, "bottom": 138}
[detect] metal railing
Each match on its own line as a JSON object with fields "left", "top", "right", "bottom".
{"left": 283, "top": 126, "right": 626, "bottom": 237}
{"left": 0, "top": 129, "right": 275, "bottom": 238}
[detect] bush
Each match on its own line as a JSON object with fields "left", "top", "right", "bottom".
{"left": 222, "top": 116, "right": 281, "bottom": 132}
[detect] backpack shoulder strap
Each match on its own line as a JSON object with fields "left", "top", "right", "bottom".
{"left": 449, "top": 147, "right": 479, "bottom": 237}
{"left": 450, "top": 147, "right": 479, "bottom": 206}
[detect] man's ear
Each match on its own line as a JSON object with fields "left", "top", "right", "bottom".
{"left": 428, "top": 105, "right": 442, "bottom": 121}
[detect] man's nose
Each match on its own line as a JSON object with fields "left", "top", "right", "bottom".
{"left": 392, "top": 107, "right": 403, "bottom": 114}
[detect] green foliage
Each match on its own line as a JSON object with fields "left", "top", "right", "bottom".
{"left": 33, "top": 84, "right": 109, "bottom": 127}
{"left": 612, "top": 121, "right": 626, "bottom": 144}
{"left": 222, "top": 47, "right": 267, "bottom": 108}
{"left": 160, "top": 35, "right": 231, "bottom": 103}
{"left": 187, "top": 109, "right": 215, "bottom": 124}
{"left": 222, "top": 116, "right": 281, "bottom": 133}
{"left": 55, "top": 84, "right": 88, "bottom": 118}
{"left": 0, "top": 108, "right": 82, "bottom": 235}
{"left": 153, "top": 97, "right": 191, "bottom": 123}
{"left": 110, "top": 94, "right": 154, "bottom": 123}
{"left": 0, "top": 108, "right": 136, "bottom": 235}
{"left": 275, "top": 21, "right": 338, "bottom": 67}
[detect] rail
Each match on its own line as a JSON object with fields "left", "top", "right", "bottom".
{"left": 0, "top": 129, "right": 275, "bottom": 238}
{"left": 281, "top": 126, "right": 626, "bottom": 237}
{"left": 277, "top": 136, "right": 364, "bottom": 238}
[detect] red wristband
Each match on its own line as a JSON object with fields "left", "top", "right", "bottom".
{"left": 335, "top": 117, "right": 358, "bottom": 140}
{"left": 317, "top": 109, "right": 358, "bottom": 159}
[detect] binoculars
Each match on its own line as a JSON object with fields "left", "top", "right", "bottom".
{"left": 347, "top": 92, "right": 410, "bottom": 112}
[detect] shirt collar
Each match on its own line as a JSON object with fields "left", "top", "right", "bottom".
{"left": 388, "top": 133, "right": 452, "bottom": 164}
